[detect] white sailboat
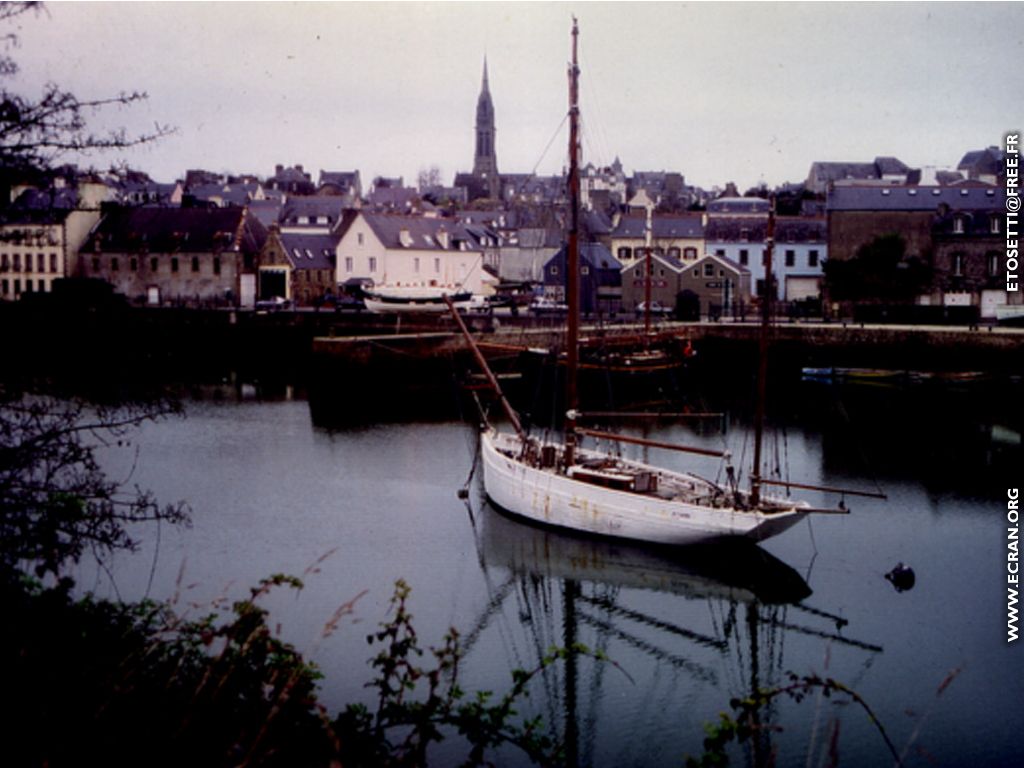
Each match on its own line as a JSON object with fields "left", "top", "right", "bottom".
{"left": 449, "top": 19, "right": 883, "bottom": 547}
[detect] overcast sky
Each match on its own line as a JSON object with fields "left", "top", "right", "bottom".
{"left": 8, "top": 1, "right": 1023, "bottom": 190}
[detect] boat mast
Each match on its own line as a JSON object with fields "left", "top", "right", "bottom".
{"left": 564, "top": 16, "right": 581, "bottom": 467}
{"left": 749, "top": 195, "right": 775, "bottom": 507}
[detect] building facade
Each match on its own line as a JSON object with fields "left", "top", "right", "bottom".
{"left": 81, "top": 207, "right": 267, "bottom": 307}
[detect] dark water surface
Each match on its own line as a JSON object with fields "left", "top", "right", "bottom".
{"left": 88, "top": 378, "right": 1023, "bottom": 766}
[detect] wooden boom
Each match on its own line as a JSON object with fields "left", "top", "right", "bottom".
{"left": 575, "top": 427, "right": 727, "bottom": 458}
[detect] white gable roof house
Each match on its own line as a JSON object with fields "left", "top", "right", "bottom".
{"left": 335, "top": 211, "right": 488, "bottom": 294}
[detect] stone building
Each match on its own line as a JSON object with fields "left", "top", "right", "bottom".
{"left": 81, "top": 207, "right": 267, "bottom": 307}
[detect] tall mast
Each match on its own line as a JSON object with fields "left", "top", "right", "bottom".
{"left": 564, "top": 16, "right": 581, "bottom": 466}
{"left": 749, "top": 194, "right": 775, "bottom": 507}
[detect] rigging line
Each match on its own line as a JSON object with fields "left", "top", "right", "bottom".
{"left": 577, "top": 40, "right": 614, "bottom": 168}
{"left": 528, "top": 112, "right": 569, "bottom": 180}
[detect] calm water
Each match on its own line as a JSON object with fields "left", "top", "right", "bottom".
{"left": 87, "top": 377, "right": 1023, "bottom": 767}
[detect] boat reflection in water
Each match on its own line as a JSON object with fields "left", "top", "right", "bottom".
{"left": 462, "top": 494, "right": 880, "bottom": 767}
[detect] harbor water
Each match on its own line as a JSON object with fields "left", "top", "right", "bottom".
{"left": 86, "top": 374, "right": 1022, "bottom": 767}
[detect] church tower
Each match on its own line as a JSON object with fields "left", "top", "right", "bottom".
{"left": 472, "top": 58, "right": 500, "bottom": 198}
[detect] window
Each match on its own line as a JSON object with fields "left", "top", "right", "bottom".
{"left": 171, "top": 257, "right": 179, "bottom": 273}
{"left": 1, "top": 279, "right": 7, "bottom": 295}
{"left": 344, "top": 256, "right": 353, "bottom": 273}
{"left": 23, "top": 255, "right": 31, "bottom": 273}
{"left": 92, "top": 257, "right": 100, "bottom": 272}
{"left": 0, "top": 254, "right": 7, "bottom": 271}
{"left": 191, "top": 257, "right": 200, "bottom": 272}
{"left": 551, "top": 266, "right": 559, "bottom": 276}
{"left": 130, "top": 258, "right": 138, "bottom": 271}
{"left": 414, "top": 257, "right": 420, "bottom": 273}
{"left": 785, "top": 250, "right": 795, "bottom": 267}
{"left": 704, "top": 263, "right": 715, "bottom": 277}
{"left": 808, "top": 250, "right": 819, "bottom": 267}
{"left": 12, "top": 254, "right": 20, "bottom": 271}
{"left": 715, "top": 249, "right": 725, "bottom": 258}
{"left": 50, "top": 253, "right": 58, "bottom": 273}
{"left": 14, "top": 278, "right": 20, "bottom": 295}
{"left": 213, "top": 257, "right": 221, "bottom": 276}
{"left": 991, "top": 216, "right": 1000, "bottom": 234}
{"left": 434, "top": 258, "right": 440, "bottom": 273}
{"left": 953, "top": 217, "right": 965, "bottom": 234}
{"left": 357, "top": 232, "right": 364, "bottom": 246}
{"left": 989, "top": 252, "right": 1000, "bottom": 276}
{"left": 693, "top": 268, "right": 699, "bottom": 277}
{"left": 952, "top": 253, "right": 964, "bottom": 276}
{"left": 617, "top": 247, "right": 632, "bottom": 261}
{"left": 368, "top": 257, "right": 377, "bottom": 272}
{"left": 684, "top": 247, "right": 697, "bottom": 260}
{"left": 668, "top": 247, "right": 680, "bottom": 259}
{"left": 740, "top": 228, "right": 750, "bottom": 242}
{"left": 37, "top": 254, "right": 45, "bottom": 272}
{"left": 581, "top": 266, "right": 589, "bottom": 276}
{"left": 111, "top": 257, "right": 119, "bottom": 272}
{"left": 150, "top": 257, "right": 159, "bottom": 272}
{"left": 739, "top": 249, "right": 749, "bottom": 266}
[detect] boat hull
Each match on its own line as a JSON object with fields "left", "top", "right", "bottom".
{"left": 481, "top": 429, "right": 807, "bottom": 546}
{"left": 364, "top": 289, "right": 473, "bottom": 314}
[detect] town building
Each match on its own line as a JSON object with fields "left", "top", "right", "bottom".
{"left": 608, "top": 213, "right": 704, "bottom": 270}
{"left": 805, "top": 156, "right": 914, "bottom": 194}
{"left": 705, "top": 215, "right": 826, "bottom": 301}
{"left": 0, "top": 179, "right": 109, "bottom": 300}
{"left": 677, "top": 254, "right": 752, "bottom": 319}
{"left": 541, "top": 242, "right": 621, "bottom": 316}
{"left": 81, "top": 206, "right": 267, "bottom": 307}
{"left": 335, "top": 211, "right": 490, "bottom": 294}
{"left": 827, "top": 185, "right": 1009, "bottom": 317}
{"left": 258, "top": 226, "right": 337, "bottom": 306}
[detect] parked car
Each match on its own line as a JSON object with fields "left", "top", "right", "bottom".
{"left": 634, "top": 301, "right": 673, "bottom": 318}
{"left": 530, "top": 296, "right": 569, "bottom": 315}
{"left": 255, "top": 296, "right": 292, "bottom": 312}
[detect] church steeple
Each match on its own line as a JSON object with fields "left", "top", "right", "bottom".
{"left": 472, "top": 57, "right": 499, "bottom": 198}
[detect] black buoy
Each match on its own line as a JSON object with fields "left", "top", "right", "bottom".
{"left": 885, "top": 562, "right": 916, "bottom": 592}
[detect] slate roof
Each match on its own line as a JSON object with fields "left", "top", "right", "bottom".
{"left": 247, "top": 199, "right": 284, "bottom": 228}
{"left": 611, "top": 213, "right": 703, "bottom": 239}
{"left": 358, "top": 213, "right": 481, "bottom": 251}
{"left": 188, "top": 183, "right": 260, "bottom": 207}
{"left": 827, "top": 185, "right": 1005, "bottom": 212}
{"left": 621, "top": 251, "right": 686, "bottom": 277}
{"left": 706, "top": 197, "right": 770, "bottom": 215}
{"left": 279, "top": 196, "right": 350, "bottom": 226}
{"left": 704, "top": 216, "right": 768, "bottom": 242}
{"left": 278, "top": 231, "right": 338, "bottom": 270}
{"left": 87, "top": 207, "right": 266, "bottom": 253}
{"left": 687, "top": 253, "right": 750, "bottom": 276}
{"left": 318, "top": 170, "right": 360, "bottom": 189}
{"left": 957, "top": 147, "right": 1003, "bottom": 176}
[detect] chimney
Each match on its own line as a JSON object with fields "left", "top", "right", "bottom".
{"left": 275, "top": 164, "right": 283, "bottom": 175}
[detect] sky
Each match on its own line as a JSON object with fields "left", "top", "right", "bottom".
{"left": 6, "top": 1, "right": 1023, "bottom": 191}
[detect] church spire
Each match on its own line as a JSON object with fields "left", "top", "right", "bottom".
{"left": 472, "top": 55, "right": 499, "bottom": 198}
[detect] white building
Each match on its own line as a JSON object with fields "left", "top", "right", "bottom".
{"left": 335, "top": 212, "right": 489, "bottom": 294}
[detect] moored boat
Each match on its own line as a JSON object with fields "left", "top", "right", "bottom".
{"left": 363, "top": 285, "right": 473, "bottom": 313}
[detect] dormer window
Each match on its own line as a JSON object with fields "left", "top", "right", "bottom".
{"left": 953, "top": 217, "right": 965, "bottom": 234}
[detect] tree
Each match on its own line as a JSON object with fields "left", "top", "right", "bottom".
{"left": 824, "top": 233, "right": 933, "bottom": 303}
{"left": 0, "top": 2, "right": 172, "bottom": 184}
{"left": 0, "top": 390, "right": 190, "bottom": 577}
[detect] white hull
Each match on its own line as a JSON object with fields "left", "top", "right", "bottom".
{"left": 481, "top": 428, "right": 808, "bottom": 545}
{"left": 363, "top": 287, "right": 473, "bottom": 314}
